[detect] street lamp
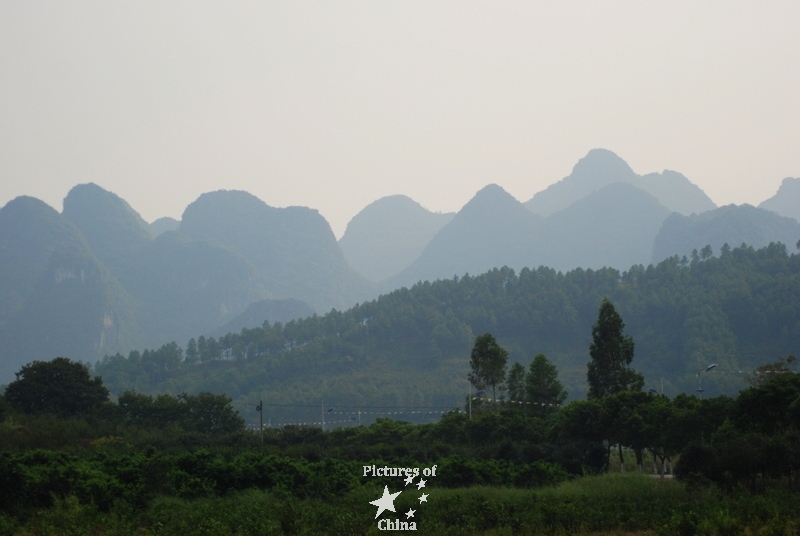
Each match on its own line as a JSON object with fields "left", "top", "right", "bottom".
{"left": 696, "top": 363, "right": 717, "bottom": 396}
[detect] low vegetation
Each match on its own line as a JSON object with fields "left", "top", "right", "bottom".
{"left": 1, "top": 342, "right": 799, "bottom": 534}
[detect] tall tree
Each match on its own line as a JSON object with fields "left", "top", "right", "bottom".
{"left": 185, "top": 338, "right": 199, "bottom": 364}
{"left": 587, "top": 298, "right": 643, "bottom": 399}
{"left": 469, "top": 333, "right": 508, "bottom": 405}
{"left": 4, "top": 357, "right": 109, "bottom": 416}
{"left": 506, "top": 362, "right": 526, "bottom": 403}
{"left": 526, "top": 353, "right": 567, "bottom": 415}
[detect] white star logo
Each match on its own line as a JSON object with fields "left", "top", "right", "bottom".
{"left": 404, "top": 474, "right": 415, "bottom": 486}
{"left": 369, "top": 486, "right": 402, "bottom": 519}
{"left": 416, "top": 479, "right": 426, "bottom": 490}
{"left": 418, "top": 493, "right": 428, "bottom": 503}
{"left": 405, "top": 508, "right": 416, "bottom": 519}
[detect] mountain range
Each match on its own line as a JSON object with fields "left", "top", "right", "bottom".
{"left": 0, "top": 186, "right": 372, "bottom": 382}
{"left": 352, "top": 150, "right": 799, "bottom": 289}
{"left": 2, "top": 149, "right": 799, "bottom": 384}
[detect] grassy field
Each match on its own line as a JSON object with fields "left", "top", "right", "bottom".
{"left": 3, "top": 473, "right": 799, "bottom": 535}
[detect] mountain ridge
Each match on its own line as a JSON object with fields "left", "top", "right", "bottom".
{"left": 525, "top": 148, "right": 716, "bottom": 216}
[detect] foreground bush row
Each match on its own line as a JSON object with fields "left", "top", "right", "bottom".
{"left": 2, "top": 475, "right": 799, "bottom": 535}
{"left": 0, "top": 446, "right": 568, "bottom": 514}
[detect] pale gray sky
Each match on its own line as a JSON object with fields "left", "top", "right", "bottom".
{"left": 2, "top": 2, "right": 799, "bottom": 237}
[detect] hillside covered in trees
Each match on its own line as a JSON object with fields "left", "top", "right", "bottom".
{"left": 95, "top": 242, "right": 800, "bottom": 425}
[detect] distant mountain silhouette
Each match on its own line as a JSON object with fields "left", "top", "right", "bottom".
{"left": 652, "top": 204, "right": 800, "bottom": 263}
{"left": 211, "top": 298, "right": 315, "bottom": 337}
{"left": 62, "top": 183, "right": 153, "bottom": 279}
{"left": 61, "top": 184, "right": 270, "bottom": 346}
{"left": 179, "top": 190, "right": 374, "bottom": 313}
{"left": 339, "top": 195, "right": 454, "bottom": 282}
{"left": 384, "top": 184, "right": 543, "bottom": 289}
{"left": 150, "top": 216, "right": 180, "bottom": 236}
{"left": 4, "top": 155, "right": 796, "bottom": 384}
{"left": 759, "top": 177, "right": 800, "bottom": 222}
{"left": 638, "top": 170, "right": 715, "bottom": 216}
{"left": 0, "top": 196, "right": 141, "bottom": 383}
{"left": 0, "top": 186, "right": 378, "bottom": 382}
{"left": 127, "top": 230, "right": 270, "bottom": 347}
{"left": 0, "top": 196, "right": 91, "bottom": 325}
{"left": 538, "top": 182, "right": 672, "bottom": 271}
{"left": 525, "top": 149, "right": 715, "bottom": 216}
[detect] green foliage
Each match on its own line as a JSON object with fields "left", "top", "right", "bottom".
{"left": 4, "top": 357, "right": 109, "bottom": 416}
{"left": 587, "top": 298, "right": 644, "bottom": 399}
{"left": 7, "top": 475, "right": 800, "bottom": 535}
{"left": 674, "top": 374, "right": 800, "bottom": 490}
{"left": 747, "top": 355, "right": 797, "bottom": 386}
{"left": 469, "top": 333, "right": 508, "bottom": 404}
{"left": 505, "top": 362, "right": 526, "bottom": 403}
{"left": 118, "top": 391, "right": 245, "bottom": 436}
{"left": 1, "top": 378, "right": 800, "bottom": 534}
{"left": 93, "top": 244, "right": 800, "bottom": 414}
{"left": 733, "top": 373, "right": 800, "bottom": 435}
{"left": 525, "top": 353, "right": 567, "bottom": 415}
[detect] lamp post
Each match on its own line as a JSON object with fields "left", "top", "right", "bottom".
{"left": 696, "top": 363, "right": 717, "bottom": 397}
{"left": 256, "top": 400, "right": 263, "bottom": 444}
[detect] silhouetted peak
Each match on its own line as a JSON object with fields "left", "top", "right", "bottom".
{"left": 182, "top": 189, "right": 270, "bottom": 219}
{"left": 63, "top": 183, "right": 151, "bottom": 231}
{"left": 464, "top": 184, "right": 518, "bottom": 208}
{"left": 455, "top": 184, "right": 528, "bottom": 222}
{"left": 758, "top": 177, "right": 800, "bottom": 222}
{"left": 62, "top": 184, "right": 152, "bottom": 261}
{"left": 150, "top": 217, "right": 180, "bottom": 237}
{"left": 773, "top": 177, "right": 800, "bottom": 196}
{"left": 570, "top": 148, "right": 636, "bottom": 183}
{"left": 1, "top": 196, "right": 58, "bottom": 220}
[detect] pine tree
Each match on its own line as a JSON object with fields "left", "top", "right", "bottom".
{"left": 507, "top": 362, "right": 526, "bottom": 403}
{"left": 526, "top": 353, "right": 567, "bottom": 415}
{"left": 586, "top": 298, "right": 643, "bottom": 399}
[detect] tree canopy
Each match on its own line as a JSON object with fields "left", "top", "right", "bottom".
{"left": 587, "top": 298, "right": 643, "bottom": 399}
{"left": 94, "top": 243, "right": 800, "bottom": 417}
{"left": 469, "top": 333, "right": 508, "bottom": 404}
{"left": 4, "top": 357, "right": 109, "bottom": 416}
{"left": 526, "top": 353, "right": 567, "bottom": 414}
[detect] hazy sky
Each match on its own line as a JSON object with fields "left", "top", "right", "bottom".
{"left": 2, "top": 2, "right": 799, "bottom": 238}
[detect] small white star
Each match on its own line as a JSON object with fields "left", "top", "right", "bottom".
{"left": 405, "top": 508, "right": 416, "bottom": 519}
{"left": 416, "top": 479, "right": 426, "bottom": 490}
{"left": 369, "top": 486, "right": 402, "bottom": 519}
{"left": 404, "top": 474, "right": 414, "bottom": 486}
{"left": 418, "top": 493, "right": 428, "bottom": 503}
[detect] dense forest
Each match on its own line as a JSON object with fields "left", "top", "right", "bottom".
{"left": 95, "top": 242, "right": 800, "bottom": 425}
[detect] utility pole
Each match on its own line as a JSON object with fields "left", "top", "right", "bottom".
{"left": 256, "top": 400, "right": 263, "bottom": 444}
{"left": 468, "top": 374, "right": 472, "bottom": 419}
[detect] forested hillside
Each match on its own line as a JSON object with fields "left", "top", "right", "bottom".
{"left": 96, "top": 242, "right": 800, "bottom": 425}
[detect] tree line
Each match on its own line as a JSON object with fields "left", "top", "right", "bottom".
{"left": 4, "top": 295, "right": 798, "bottom": 490}
{"left": 93, "top": 242, "right": 800, "bottom": 415}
